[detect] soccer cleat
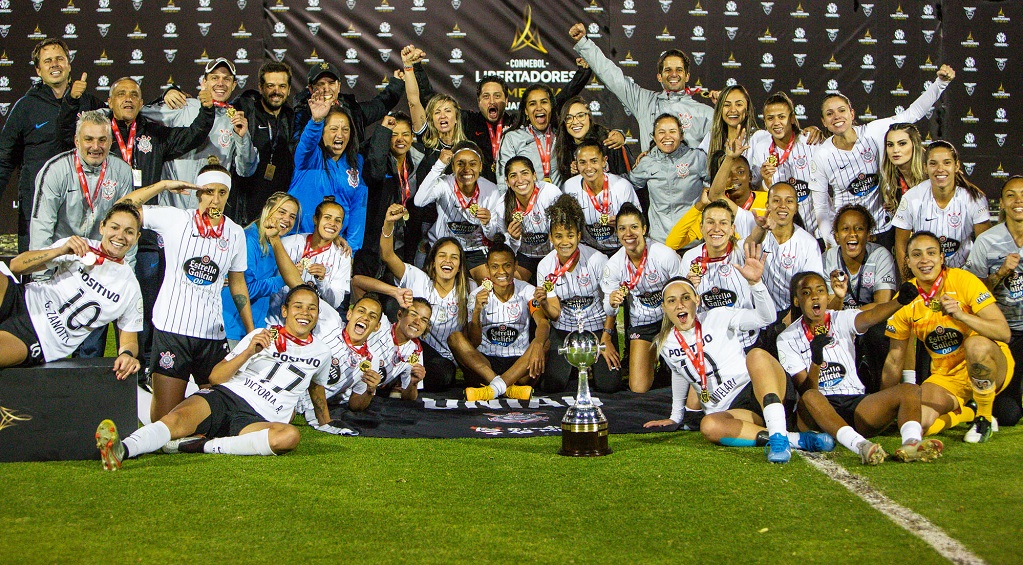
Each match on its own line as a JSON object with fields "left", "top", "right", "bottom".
{"left": 505, "top": 385, "right": 533, "bottom": 401}
{"left": 162, "top": 435, "right": 206, "bottom": 454}
{"left": 176, "top": 438, "right": 209, "bottom": 454}
{"left": 464, "top": 386, "right": 495, "bottom": 402}
{"left": 963, "top": 416, "right": 994, "bottom": 443}
{"left": 96, "top": 419, "right": 125, "bottom": 471}
{"left": 765, "top": 433, "right": 791, "bottom": 463}
{"left": 857, "top": 440, "right": 887, "bottom": 465}
{"left": 892, "top": 438, "right": 944, "bottom": 462}
{"left": 797, "top": 431, "right": 836, "bottom": 452}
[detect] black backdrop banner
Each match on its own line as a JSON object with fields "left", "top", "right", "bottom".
{"left": 0, "top": 0, "right": 1019, "bottom": 234}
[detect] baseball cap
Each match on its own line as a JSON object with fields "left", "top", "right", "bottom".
{"left": 307, "top": 62, "right": 340, "bottom": 84}
{"left": 204, "top": 57, "right": 237, "bottom": 76}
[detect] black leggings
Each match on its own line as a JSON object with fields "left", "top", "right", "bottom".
{"left": 542, "top": 327, "right": 622, "bottom": 394}
{"left": 421, "top": 339, "right": 457, "bottom": 393}
{"left": 996, "top": 331, "right": 1023, "bottom": 426}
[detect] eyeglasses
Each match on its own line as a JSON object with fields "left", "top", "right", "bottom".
{"left": 564, "top": 112, "right": 591, "bottom": 123}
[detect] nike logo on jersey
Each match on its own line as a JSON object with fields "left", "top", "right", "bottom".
{"left": 257, "top": 125, "right": 270, "bottom": 129}
{"left": 838, "top": 164, "right": 849, "bottom": 170}
{"left": 35, "top": 121, "right": 49, "bottom": 129}
{"left": 924, "top": 217, "right": 938, "bottom": 222}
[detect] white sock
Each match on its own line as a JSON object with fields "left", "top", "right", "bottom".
{"left": 202, "top": 429, "right": 276, "bottom": 456}
{"left": 489, "top": 376, "right": 508, "bottom": 397}
{"left": 787, "top": 432, "right": 802, "bottom": 448}
{"left": 762, "top": 402, "right": 787, "bottom": 437}
{"left": 900, "top": 421, "right": 923, "bottom": 444}
{"left": 122, "top": 421, "right": 172, "bottom": 458}
{"left": 836, "top": 425, "right": 866, "bottom": 454}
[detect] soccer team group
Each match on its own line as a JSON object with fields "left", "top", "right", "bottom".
{"left": 0, "top": 23, "right": 1020, "bottom": 471}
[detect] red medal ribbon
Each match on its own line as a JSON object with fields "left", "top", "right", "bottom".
{"left": 485, "top": 120, "right": 503, "bottom": 161}
{"left": 391, "top": 324, "right": 423, "bottom": 362}
{"left": 768, "top": 134, "right": 796, "bottom": 168}
{"left": 342, "top": 327, "right": 372, "bottom": 363}
{"left": 111, "top": 119, "right": 137, "bottom": 166}
{"left": 272, "top": 324, "right": 313, "bottom": 353}
{"left": 898, "top": 175, "right": 910, "bottom": 195}
{"left": 212, "top": 101, "right": 231, "bottom": 109}
{"left": 302, "top": 234, "right": 332, "bottom": 259}
{"left": 801, "top": 312, "right": 832, "bottom": 343}
{"left": 529, "top": 126, "right": 553, "bottom": 178}
{"left": 623, "top": 247, "right": 648, "bottom": 290}
{"left": 547, "top": 248, "right": 580, "bottom": 286}
{"left": 193, "top": 210, "right": 225, "bottom": 239}
{"left": 452, "top": 180, "right": 479, "bottom": 212}
{"left": 515, "top": 184, "right": 541, "bottom": 216}
{"left": 74, "top": 153, "right": 107, "bottom": 212}
{"left": 916, "top": 269, "right": 946, "bottom": 308}
{"left": 699, "top": 242, "right": 732, "bottom": 271}
{"left": 741, "top": 190, "right": 755, "bottom": 211}
{"left": 86, "top": 245, "right": 123, "bottom": 265}
{"left": 674, "top": 322, "right": 708, "bottom": 395}
{"left": 585, "top": 175, "right": 612, "bottom": 215}
{"left": 397, "top": 159, "right": 412, "bottom": 208}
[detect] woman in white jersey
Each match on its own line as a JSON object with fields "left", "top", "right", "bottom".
{"left": 96, "top": 284, "right": 333, "bottom": 470}
{"left": 365, "top": 298, "right": 431, "bottom": 401}
{"left": 1, "top": 203, "right": 143, "bottom": 376}
{"left": 810, "top": 65, "right": 955, "bottom": 249}
{"left": 644, "top": 275, "right": 834, "bottom": 464}
{"left": 274, "top": 197, "right": 353, "bottom": 313}
{"left": 451, "top": 236, "right": 549, "bottom": 402}
{"left": 879, "top": 123, "right": 927, "bottom": 216}
{"left": 494, "top": 156, "right": 561, "bottom": 283}
{"left": 601, "top": 203, "right": 683, "bottom": 393}
{"left": 414, "top": 141, "right": 500, "bottom": 278}
{"left": 698, "top": 84, "right": 757, "bottom": 161}
{"left": 779, "top": 271, "right": 942, "bottom": 465}
{"left": 534, "top": 195, "right": 618, "bottom": 393}
{"left": 563, "top": 139, "right": 641, "bottom": 257}
{"left": 893, "top": 140, "right": 989, "bottom": 274}
{"left": 496, "top": 83, "right": 561, "bottom": 191}
{"left": 119, "top": 161, "right": 254, "bottom": 422}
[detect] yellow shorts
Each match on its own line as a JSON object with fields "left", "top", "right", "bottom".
{"left": 925, "top": 341, "right": 1015, "bottom": 405}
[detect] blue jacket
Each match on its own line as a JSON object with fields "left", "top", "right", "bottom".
{"left": 222, "top": 224, "right": 286, "bottom": 340}
{"left": 288, "top": 119, "right": 369, "bottom": 252}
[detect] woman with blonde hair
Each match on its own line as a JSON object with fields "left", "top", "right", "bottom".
{"left": 880, "top": 123, "right": 927, "bottom": 214}
{"left": 421, "top": 93, "right": 467, "bottom": 151}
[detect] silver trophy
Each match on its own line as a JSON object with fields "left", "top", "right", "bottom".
{"left": 557, "top": 306, "right": 611, "bottom": 456}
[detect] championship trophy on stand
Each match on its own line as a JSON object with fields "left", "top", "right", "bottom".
{"left": 557, "top": 306, "right": 611, "bottom": 456}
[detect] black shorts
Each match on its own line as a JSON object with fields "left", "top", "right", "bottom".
{"left": 464, "top": 249, "right": 487, "bottom": 271}
{"left": 485, "top": 354, "right": 518, "bottom": 377}
{"left": 827, "top": 394, "right": 866, "bottom": 427}
{"left": 515, "top": 252, "right": 542, "bottom": 283}
{"left": 0, "top": 278, "right": 43, "bottom": 366}
{"left": 726, "top": 377, "right": 799, "bottom": 428}
{"left": 627, "top": 319, "right": 662, "bottom": 343}
{"left": 149, "top": 328, "right": 229, "bottom": 385}
{"left": 192, "top": 386, "right": 266, "bottom": 438}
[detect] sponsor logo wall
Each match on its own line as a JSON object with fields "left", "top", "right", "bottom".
{"left": 0, "top": 0, "right": 1017, "bottom": 218}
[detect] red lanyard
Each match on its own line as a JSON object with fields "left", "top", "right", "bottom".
{"left": 515, "top": 185, "right": 541, "bottom": 215}
{"left": 397, "top": 159, "right": 411, "bottom": 207}
{"left": 917, "top": 270, "right": 945, "bottom": 307}
{"left": 486, "top": 120, "right": 503, "bottom": 161}
{"left": 193, "top": 210, "right": 225, "bottom": 239}
{"left": 898, "top": 175, "right": 910, "bottom": 195}
{"left": 585, "top": 175, "right": 611, "bottom": 215}
{"left": 769, "top": 135, "right": 796, "bottom": 167}
{"left": 86, "top": 245, "right": 123, "bottom": 265}
{"left": 667, "top": 87, "right": 701, "bottom": 96}
{"left": 272, "top": 324, "right": 313, "bottom": 353}
{"left": 212, "top": 101, "right": 231, "bottom": 109}
{"left": 741, "top": 191, "right": 755, "bottom": 211}
{"left": 623, "top": 247, "right": 648, "bottom": 290}
{"left": 391, "top": 324, "right": 423, "bottom": 360}
{"left": 74, "top": 153, "right": 107, "bottom": 212}
{"left": 302, "top": 234, "right": 331, "bottom": 259}
{"left": 699, "top": 242, "right": 732, "bottom": 271}
{"left": 342, "top": 327, "right": 372, "bottom": 361}
{"left": 547, "top": 248, "right": 580, "bottom": 285}
{"left": 675, "top": 323, "right": 707, "bottom": 392}
{"left": 452, "top": 180, "right": 479, "bottom": 211}
{"left": 801, "top": 312, "right": 831, "bottom": 343}
{"left": 530, "top": 126, "right": 552, "bottom": 178}
{"left": 111, "top": 119, "right": 136, "bottom": 166}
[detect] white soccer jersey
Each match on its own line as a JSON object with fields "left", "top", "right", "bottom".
{"left": 965, "top": 223, "right": 1023, "bottom": 331}
{"left": 219, "top": 329, "right": 332, "bottom": 423}
{"left": 400, "top": 263, "right": 467, "bottom": 361}
{"left": 809, "top": 79, "right": 949, "bottom": 244}
{"left": 777, "top": 309, "right": 865, "bottom": 397}
{"left": 414, "top": 160, "right": 502, "bottom": 252}
{"left": 748, "top": 129, "right": 819, "bottom": 238}
{"left": 489, "top": 182, "right": 561, "bottom": 259}
{"left": 660, "top": 282, "right": 775, "bottom": 420}
{"left": 367, "top": 317, "right": 423, "bottom": 389}
{"left": 734, "top": 208, "right": 758, "bottom": 240}
{"left": 601, "top": 240, "right": 683, "bottom": 327}
{"left": 144, "top": 206, "right": 246, "bottom": 339}
{"left": 761, "top": 226, "right": 824, "bottom": 312}
{"left": 823, "top": 244, "right": 898, "bottom": 308}
{"left": 536, "top": 244, "right": 609, "bottom": 332}
{"left": 25, "top": 238, "right": 144, "bottom": 362}
{"left": 680, "top": 243, "right": 761, "bottom": 347}
{"left": 563, "top": 173, "right": 641, "bottom": 253}
{"left": 468, "top": 278, "right": 536, "bottom": 357}
{"left": 892, "top": 181, "right": 988, "bottom": 269}
{"left": 277, "top": 233, "right": 352, "bottom": 310}
{"left": 317, "top": 323, "right": 392, "bottom": 403}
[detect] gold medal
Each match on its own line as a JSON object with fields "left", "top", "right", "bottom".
{"left": 813, "top": 325, "right": 828, "bottom": 336}
{"left": 929, "top": 300, "right": 942, "bottom": 312}
{"left": 700, "top": 389, "right": 710, "bottom": 403}
{"left": 402, "top": 208, "right": 410, "bottom": 222}
{"left": 468, "top": 203, "right": 479, "bottom": 216}
{"left": 599, "top": 213, "right": 609, "bottom": 226}
{"left": 689, "top": 262, "right": 704, "bottom": 276}
{"left": 512, "top": 211, "right": 524, "bottom": 223}
{"left": 299, "top": 258, "right": 311, "bottom": 271}
{"left": 619, "top": 284, "right": 630, "bottom": 295}
{"left": 543, "top": 280, "right": 555, "bottom": 292}
{"left": 359, "top": 360, "right": 372, "bottom": 372}
{"left": 267, "top": 327, "right": 279, "bottom": 341}
{"left": 207, "top": 208, "right": 222, "bottom": 219}
{"left": 408, "top": 353, "right": 420, "bottom": 365}
{"left": 482, "top": 278, "right": 493, "bottom": 291}
{"left": 226, "top": 106, "right": 236, "bottom": 118}
{"left": 765, "top": 154, "right": 779, "bottom": 166}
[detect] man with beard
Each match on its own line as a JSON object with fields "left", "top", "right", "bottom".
{"left": 0, "top": 39, "right": 103, "bottom": 252}
{"left": 225, "top": 62, "right": 296, "bottom": 227}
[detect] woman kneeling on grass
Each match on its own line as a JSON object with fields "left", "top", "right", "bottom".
{"left": 96, "top": 285, "right": 334, "bottom": 469}
{"left": 644, "top": 269, "right": 835, "bottom": 464}
{"left": 778, "top": 271, "right": 943, "bottom": 465}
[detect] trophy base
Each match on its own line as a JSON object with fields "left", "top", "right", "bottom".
{"left": 558, "top": 421, "right": 612, "bottom": 457}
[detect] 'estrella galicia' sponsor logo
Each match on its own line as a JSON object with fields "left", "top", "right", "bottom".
{"left": 925, "top": 325, "right": 963, "bottom": 355}
{"left": 183, "top": 256, "right": 220, "bottom": 286}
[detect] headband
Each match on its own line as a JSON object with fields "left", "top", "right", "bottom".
{"left": 454, "top": 147, "right": 483, "bottom": 161}
{"left": 663, "top": 278, "right": 697, "bottom": 295}
{"left": 195, "top": 170, "right": 232, "bottom": 190}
